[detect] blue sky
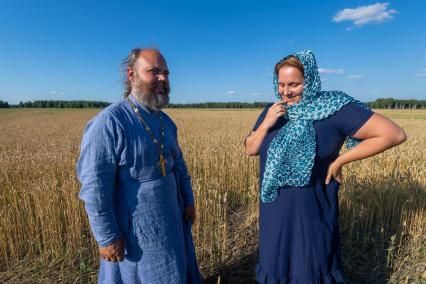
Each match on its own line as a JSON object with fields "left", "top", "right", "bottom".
{"left": 0, "top": 0, "right": 425, "bottom": 104}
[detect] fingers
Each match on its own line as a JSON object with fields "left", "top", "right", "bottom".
{"left": 184, "top": 208, "right": 196, "bottom": 222}
{"left": 334, "top": 175, "right": 342, "bottom": 184}
{"left": 271, "top": 101, "right": 287, "bottom": 111}
{"left": 270, "top": 104, "right": 286, "bottom": 116}
{"left": 99, "top": 239, "right": 125, "bottom": 262}
{"left": 325, "top": 170, "right": 331, "bottom": 185}
{"left": 274, "top": 99, "right": 287, "bottom": 105}
{"left": 334, "top": 168, "right": 343, "bottom": 184}
{"left": 100, "top": 253, "right": 124, "bottom": 262}
{"left": 325, "top": 166, "right": 343, "bottom": 185}
{"left": 101, "top": 254, "right": 113, "bottom": 262}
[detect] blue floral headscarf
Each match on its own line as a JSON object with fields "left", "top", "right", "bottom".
{"left": 261, "top": 50, "right": 365, "bottom": 203}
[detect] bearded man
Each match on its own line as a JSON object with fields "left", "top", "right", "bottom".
{"left": 77, "top": 48, "right": 201, "bottom": 283}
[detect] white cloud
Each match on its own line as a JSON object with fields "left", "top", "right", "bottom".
{"left": 227, "top": 90, "right": 237, "bottom": 95}
{"left": 318, "top": 68, "right": 345, "bottom": 75}
{"left": 49, "top": 90, "right": 64, "bottom": 96}
{"left": 333, "top": 3, "right": 397, "bottom": 28}
{"left": 250, "top": 92, "right": 261, "bottom": 96}
{"left": 413, "top": 73, "right": 426, "bottom": 77}
{"left": 347, "top": 75, "right": 364, "bottom": 79}
{"left": 412, "top": 69, "right": 426, "bottom": 77}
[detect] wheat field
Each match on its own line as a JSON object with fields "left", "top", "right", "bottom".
{"left": 0, "top": 108, "right": 425, "bottom": 283}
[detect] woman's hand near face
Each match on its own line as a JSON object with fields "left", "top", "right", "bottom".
{"left": 262, "top": 100, "right": 288, "bottom": 129}
{"left": 245, "top": 100, "right": 287, "bottom": 156}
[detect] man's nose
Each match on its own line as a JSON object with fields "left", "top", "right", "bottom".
{"left": 157, "top": 74, "right": 167, "bottom": 81}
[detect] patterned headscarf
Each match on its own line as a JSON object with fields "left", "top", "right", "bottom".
{"left": 261, "top": 50, "right": 364, "bottom": 203}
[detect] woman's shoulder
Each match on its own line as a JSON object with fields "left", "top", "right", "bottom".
{"left": 327, "top": 102, "right": 374, "bottom": 136}
{"left": 259, "top": 103, "right": 273, "bottom": 118}
{"left": 252, "top": 103, "right": 273, "bottom": 130}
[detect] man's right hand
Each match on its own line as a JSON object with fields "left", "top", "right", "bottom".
{"left": 99, "top": 238, "right": 124, "bottom": 262}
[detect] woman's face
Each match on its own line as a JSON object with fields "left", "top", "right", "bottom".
{"left": 277, "top": 66, "right": 304, "bottom": 106}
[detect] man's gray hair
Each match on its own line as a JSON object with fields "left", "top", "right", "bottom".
{"left": 120, "top": 48, "right": 161, "bottom": 98}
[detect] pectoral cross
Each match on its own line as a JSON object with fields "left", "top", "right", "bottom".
{"left": 158, "top": 154, "right": 167, "bottom": 177}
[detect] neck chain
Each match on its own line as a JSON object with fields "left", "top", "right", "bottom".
{"left": 127, "top": 97, "right": 167, "bottom": 177}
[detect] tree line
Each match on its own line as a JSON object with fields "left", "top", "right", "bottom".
{"left": 0, "top": 100, "right": 111, "bottom": 108}
{"left": 365, "top": 98, "right": 426, "bottom": 109}
{"left": 0, "top": 98, "right": 425, "bottom": 109}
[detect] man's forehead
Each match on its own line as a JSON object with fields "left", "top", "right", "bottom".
{"left": 137, "top": 50, "right": 168, "bottom": 68}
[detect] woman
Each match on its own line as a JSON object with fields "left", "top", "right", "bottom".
{"left": 245, "top": 50, "right": 406, "bottom": 283}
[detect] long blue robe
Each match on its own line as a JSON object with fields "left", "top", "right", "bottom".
{"left": 77, "top": 96, "right": 201, "bottom": 283}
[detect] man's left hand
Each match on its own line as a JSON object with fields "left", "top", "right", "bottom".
{"left": 184, "top": 206, "right": 196, "bottom": 222}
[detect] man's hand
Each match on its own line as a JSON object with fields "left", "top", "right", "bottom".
{"left": 99, "top": 238, "right": 124, "bottom": 262}
{"left": 184, "top": 206, "right": 196, "bottom": 222}
{"left": 325, "top": 158, "right": 343, "bottom": 185}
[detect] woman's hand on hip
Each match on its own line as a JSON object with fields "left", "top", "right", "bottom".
{"left": 325, "top": 158, "right": 343, "bottom": 185}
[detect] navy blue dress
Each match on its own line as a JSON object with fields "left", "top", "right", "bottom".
{"left": 252, "top": 103, "right": 373, "bottom": 283}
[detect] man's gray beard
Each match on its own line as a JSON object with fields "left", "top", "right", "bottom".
{"left": 136, "top": 91, "right": 170, "bottom": 111}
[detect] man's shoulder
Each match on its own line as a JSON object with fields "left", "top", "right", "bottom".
{"left": 95, "top": 100, "right": 129, "bottom": 118}
{"left": 87, "top": 100, "right": 130, "bottom": 128}
{"left": 160, "top": 110, "right": 177, "bottom": 126}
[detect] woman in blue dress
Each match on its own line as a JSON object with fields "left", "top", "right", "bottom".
{"left": 245, "top": 50, "right": 407, "bottom": 283}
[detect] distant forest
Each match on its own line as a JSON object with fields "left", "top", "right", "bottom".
{"left": 0, "top": 98, "right": 425, "bottom": 109}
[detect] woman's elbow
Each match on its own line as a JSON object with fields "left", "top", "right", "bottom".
{"left": 244, "top": 143, "right": 258, "bottom": 156}
{"left": 244, "top": 137, "right": 258, "bottom": 156}
{"left": 244, "top": 147, "right": 258, "bottom": 157}
{"left": 391, "top": 127, "right": 407, "bottom": 146}
{"left": 397, "top": 128, "right": 407, "bottom": 144}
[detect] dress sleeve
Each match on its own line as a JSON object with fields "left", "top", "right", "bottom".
{"left": 331, "top": 102, "right": 374, "bottom": 137}
{"left": 243, "top": 104, "right": 271, "bottom": 147}
{"left": 76, "top": 112, "right": 124, "bottom": 247}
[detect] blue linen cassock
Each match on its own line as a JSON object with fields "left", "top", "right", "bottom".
{"left": 77, "top": 95, "right": 202, "bottom": 283}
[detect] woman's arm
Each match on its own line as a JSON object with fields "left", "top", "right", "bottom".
{"left": 325, "top": 113, "right": 407, "bottom": 184}
{"left": 245, "top": 101, "right": 287, "bottom": 156}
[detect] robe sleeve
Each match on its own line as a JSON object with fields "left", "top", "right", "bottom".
{"left": 76, "top": 111, "right": 124, "bottom": 247}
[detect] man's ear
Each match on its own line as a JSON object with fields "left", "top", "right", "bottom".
{"left": 127, "top": 68, "right": 134, "bottom": 81}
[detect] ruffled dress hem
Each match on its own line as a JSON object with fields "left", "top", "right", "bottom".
{"left": 255, "top": 263, "right": 346, "bottom": 284}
